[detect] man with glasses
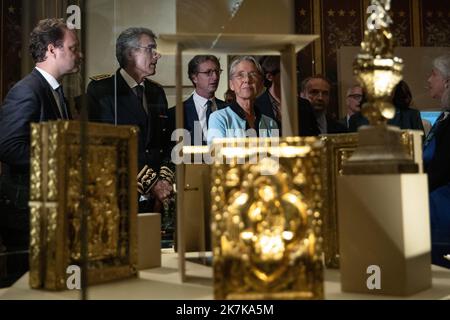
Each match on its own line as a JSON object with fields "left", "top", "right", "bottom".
{"left": 339, "top": 85, "right": 364, "bottom": 130}
{"left": 0, "top": 18, "right": 82, "bottom": 285}
{"left": 256, "top": 56, "right": 319, "bottom": 136}
{"left": 300, "top": 75, "right": 347, "bottom": 134}
{"left": 170, "top": 55, "right": 226, "bottom": 146}
{"left": 87, "top": 27, "right": 173, "bottom": 213}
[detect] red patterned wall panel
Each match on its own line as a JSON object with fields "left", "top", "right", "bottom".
{"left": 1, "top": 0, "right": 22, "bottom": 102}
{"left": 320, "top": 0, "right": 364, "bottom": 117}
{"left": 420, "top": 0, "right": 450, "bottom": 47}
{"left": 390, "top": 0, "right": 414, "bottom": 46}
{"left": 295, "top": 0, "right": 314, "bottom": 82}
{"left": 293, "top": 0, "right": 447, "bottom": 117}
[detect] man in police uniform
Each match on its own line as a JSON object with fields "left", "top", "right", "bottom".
{"left": 87, "top": 27, "right": 173, "bottom": 213}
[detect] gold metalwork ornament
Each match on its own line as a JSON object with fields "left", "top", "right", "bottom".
{"left": 345, "top": 0, "right": 417, "bottom": 174}
{"left": 29, "top": 121, "right": 138, "bottom": 290}
{"left": 211, "top": 137, "right": 325, "bottom": 300}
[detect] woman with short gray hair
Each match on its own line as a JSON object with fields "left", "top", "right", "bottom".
{"left": 207, "top": 56, "right": 278, "bottom": 144}
{"left": 423, "top": 53, "right": 450, "bottom": 268}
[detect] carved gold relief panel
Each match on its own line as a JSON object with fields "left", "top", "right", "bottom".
{"left": 211, "top": 137, "right": 325, "bottom": 300}
{"left": 29, "top": 121, "right": 138, "bottom": 290}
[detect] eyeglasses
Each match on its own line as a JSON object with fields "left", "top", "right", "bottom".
{"left": 308, "top": 89, "right": 329, "bottom": 97}
{"left": 232, "top": 71, "right": 261, "bottom": 81}
{"left": 135, "top": 44, "right": 157, "bottom": 54}
{"left": 197, "top": 69, "right": 223, "bottom": 77}
{"left": 347, "top": 94, "right": 363, "bottom": 101}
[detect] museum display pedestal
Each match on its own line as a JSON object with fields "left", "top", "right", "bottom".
{"left": 137, "top": 213, "right": 161, "bottom": 270}
{"left": 337, "top": 174, "right": 431, "bottom": 296}
{"left": 1, "top": 252, "right": 449, "bottom": 300}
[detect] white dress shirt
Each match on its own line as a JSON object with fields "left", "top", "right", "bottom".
{"left": 193, "top": 91, "right": 217, "bottom": 138}
{"left": 315, "top": 111, "right": 327, "bottom": 134}
{"left": 120, "top": 68, "right": 147, "bottom": 114}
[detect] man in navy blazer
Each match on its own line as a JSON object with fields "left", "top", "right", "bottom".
{"left": 300, "top": 75, "right": 347, "bottom": 134}
{"left": 170, "top": 55, "right": 226, "bottom": 146}
{"left": 256, "top": 56, "right": 319, "bottom": 136}
{"left": 87, "top": 27, "right": 173, "bottom": 213}
{"left": 0, "top": 18, "right": 82, "bottom": 282}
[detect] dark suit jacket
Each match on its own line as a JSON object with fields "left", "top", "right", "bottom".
{"left": 348, "top": 108, "right": 424, "bottom": 133}
{"left": 169, "top": 94, "right": 226, "bottom": 146}
{"left": 326, "top": 116, "right": 348, "bottom": 134}
{"left": 425, "top": 115, "right": 450, "bottom": 192}
{"left": 0, "top": 69, "right": 65, "bottom": 173}
{"left": 255, "top": 91, "right": 320, "bottom": 136}
{"left": 338, "top": 116, "right": 350, "bottom": 130}
{"left": 87, "top": 70, "right": 172, "bottom": 172}
{"left": 0, "top": 68, "right": 66, "bottom": 239}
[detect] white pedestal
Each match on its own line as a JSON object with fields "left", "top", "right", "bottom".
{"left": 137, "top": 213, "right": 161, "bottom": 270}
{"left": 337, "top": 174, "right": 432, "bottom": 296}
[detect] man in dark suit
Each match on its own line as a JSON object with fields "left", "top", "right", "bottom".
{"left": 300, "top": 75, "right": 347, "bottom": 134}
{"left": 87, "top": 27, "right": 173, "bottom": 213}
{"left": 169, "top": 55, "right": 226, "bottom": 146}
{"left": 256, "top": 56, "right": 319, "bottom": 136}
{"left": 0, "top": 18, "right": 81, "bottom": 284}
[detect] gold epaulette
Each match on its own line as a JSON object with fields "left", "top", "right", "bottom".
{"left": 137, "top": 165, "right": 158, "bottom": 195}
{"left": 159, "top": 166, "right": 174, "bottom": 185}
{"left": 89, "top": 74, "right": 112, "bottom": 81}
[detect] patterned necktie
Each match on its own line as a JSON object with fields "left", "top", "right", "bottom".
{"left": 205, "top": 100, "right": 213, "bottom": 129}
{"left": 135, "top": 85, "right": 146, "bottom": 114}
{"left": 56, "top": 85, "right": 69, "bottom": 119}
{"left": 424, "top": 111, "right": 449, "bottom": 149}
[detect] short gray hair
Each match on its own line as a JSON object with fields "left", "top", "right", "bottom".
{"left": 116, "top": 27, "right": 156, "bottom": 68}
{"left": 229, "top": 55, "right": 263, "bottom": 79}
{"left": 432, "top": 53, "right": 450, "bottom": 80}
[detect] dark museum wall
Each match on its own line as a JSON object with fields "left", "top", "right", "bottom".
{"left": 295, "top": 0, "right": 450, "bottom": 117}
{"left": 1, "top": 0, "right": 22, "bottom": 102}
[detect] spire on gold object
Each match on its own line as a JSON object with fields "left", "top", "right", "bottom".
{"left": 354, "top": 0, "right": 403, "bottom": 124}
{"left": 343, "top": 0, "right": 417, "bottom": 174}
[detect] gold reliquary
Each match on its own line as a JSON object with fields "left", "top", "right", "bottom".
{"left": 29, "top": 121, "right": 139, "bottom": 290}
{"left": 211, "top": 137, "right": 325, "bottom": 300}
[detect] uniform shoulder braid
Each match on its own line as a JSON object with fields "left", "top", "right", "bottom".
{"left": 89, "top": 74, "right": 113, "bottom": 81}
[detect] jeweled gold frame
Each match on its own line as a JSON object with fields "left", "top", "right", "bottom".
{"left": 29, "top": 121, "right": 138, "bottom": 290}
{"left": 211, "top": 137, "right": 325, "bottom": 300}
{"left": 321, "top": 130, "right": 421, "bottom": 269}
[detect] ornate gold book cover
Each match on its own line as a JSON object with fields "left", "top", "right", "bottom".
{"left": 29, "top": 121, "right": 138, "bottom": 290}
{"left": 211, "top": 137, "right": 325, "bottom": 300}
